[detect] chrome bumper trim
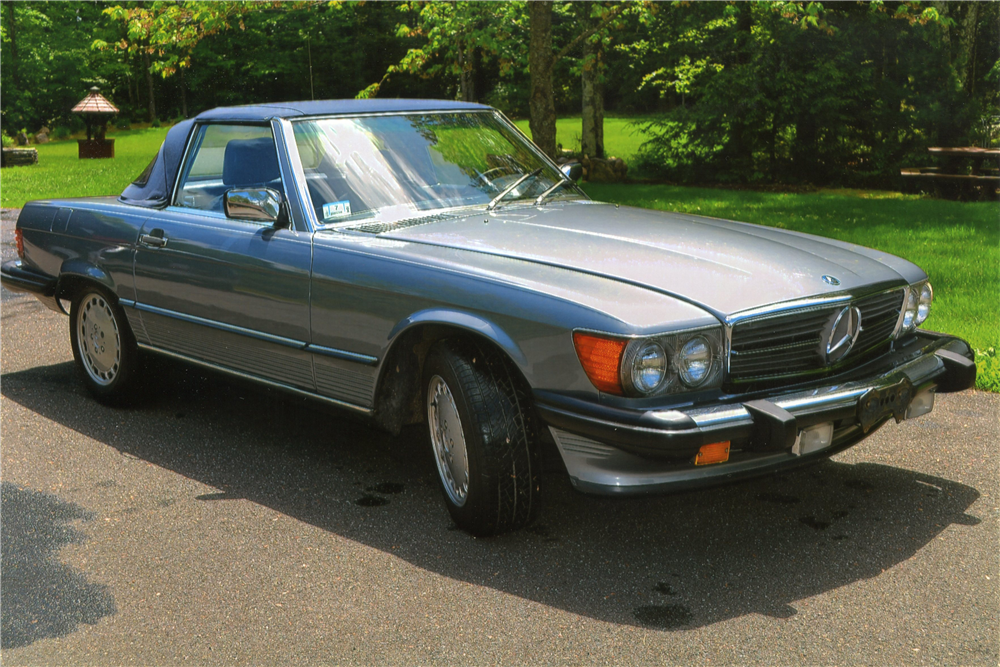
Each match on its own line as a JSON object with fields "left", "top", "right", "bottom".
{"left": 659, "top": 342, "right": 949, "bottom": 431}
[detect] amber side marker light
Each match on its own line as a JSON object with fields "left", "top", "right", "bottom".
{"left": 694, "top": 441, "right": 730, "bottom": 466}
{"left": 14, "top": 228, "right": 24, "bottom": 259}
{"left": 573, "top": 332, "right": 627, "bottom": 395}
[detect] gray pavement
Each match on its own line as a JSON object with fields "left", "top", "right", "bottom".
{"left": 1, "top": 209, "right": 997, "bottom": 664}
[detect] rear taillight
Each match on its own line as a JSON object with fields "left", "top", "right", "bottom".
{"left": 14, "top": 228, "right": 24, "bottom": 258}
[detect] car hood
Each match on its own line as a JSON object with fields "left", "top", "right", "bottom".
{"left": 377, "top": 202, "right": 922, "bottom": 318}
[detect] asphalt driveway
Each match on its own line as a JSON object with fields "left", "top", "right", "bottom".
{"left": 2, "top": 208, "right": 997, "bottom": 664}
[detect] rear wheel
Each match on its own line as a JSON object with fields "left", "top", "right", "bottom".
{"left": 69, "top": 289, "right": 140, "bottom": 405}
{"left": 424, "top": 339, "right": 539, "bottom": 536}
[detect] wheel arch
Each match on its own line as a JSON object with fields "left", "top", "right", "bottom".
{"left": 371, "top": 309, "right": 531, "bottom": 435}
{"left": 56, "top": 260, "right": 117, "bottom": 303}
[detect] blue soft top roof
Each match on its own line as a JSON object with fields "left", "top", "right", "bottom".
{"left": 196, "top": 98, "right": 491, "bottom": 122}
{"left": 119, "top": 99, "right": 492, "bottom": 207}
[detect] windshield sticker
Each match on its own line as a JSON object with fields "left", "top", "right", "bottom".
{"left": 322, "top": 200, "right": 352, "bottom": 220}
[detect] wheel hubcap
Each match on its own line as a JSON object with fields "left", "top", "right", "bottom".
{"left": 427, "top": 375, "right": 469, "bottom": 507}
{"left": 76, "top": 293, "right": 121, "bottom": 386}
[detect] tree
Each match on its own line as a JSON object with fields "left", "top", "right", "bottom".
{"left": 622, "top": 1, "right": 998, "bottom": 186}
{"left": 1, "top": 2, "right": 122, "bottom": 132}
{"left": 528, "top": 2, "right": 557, "bottom": 158}
{"left": 578, "top": 2, "right": 637, "bottom": 158}
{"left": 357, "top": 2, "right": 523, "bottom": 102}
{"left": 528, "top": 1, "right": 629, "bottom": 158}
{"left": 95, "top": 1, "right": 265, "bottom": 120}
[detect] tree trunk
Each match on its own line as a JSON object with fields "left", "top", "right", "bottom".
{"left": 126, "top": 65, "right": 135, "bottom": 110}
{"left": 581, "top": 38, "right": 605, "bottom": 159}
{"left": 955, "top": 2, "right": 979, "bottom": 94}
{"left": 528, "top": 1, "right": 557, "bottom": 159}
{"left": 727, "top": 2, "right": 755, "bottom": 180}
{"left": 143, "top": 49, "right": 156, "bottom": 122}
{"left": 792, "top": 114, "right": 818, "bottom": 183}
{"left": 769, "top": 116, "right": 778, "bottom": 183}
{"left": 179, "top": 66, "right": 188, "bottom": 118}
{"left": 457, "top": 42, "right": 475, "bottom": 102}
{"left": 6, "top": 2, "right": 19, "bottom": 89}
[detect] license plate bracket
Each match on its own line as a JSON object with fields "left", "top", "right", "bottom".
{"left": 857, "top": 376, "right": 914, "bottom": 433}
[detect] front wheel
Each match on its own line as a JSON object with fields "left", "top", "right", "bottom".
{"left": 424, "top": 339, "right": 539, "bottom": 536}
{"left": 69, "top": 289, "right": 140, "bottom": 405}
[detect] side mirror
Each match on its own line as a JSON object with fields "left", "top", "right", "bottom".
{"left": 560, "top": 161, "right": 583, "bottom": 182}
{"left": 224, "top": 188, "right": 286, "bottom": 226}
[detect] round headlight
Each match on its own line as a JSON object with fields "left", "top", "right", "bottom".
{"left": 677, "top": 335, "right": 714, "bottom": 387}
{"left": 915, "top": 282, "right": 932, "bottom": 326}
{"left": 630, "top": 341, "right": 667, "bottom": 394}
{"left": 902, "top": 288, "right": 918, "bottom": 331}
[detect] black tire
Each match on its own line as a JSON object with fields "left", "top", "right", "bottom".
{"left": 424, "top": 339, "right": 540, "bottom": 536}
{"left": 69, "top": 288, "right": 140, "bottom": 405}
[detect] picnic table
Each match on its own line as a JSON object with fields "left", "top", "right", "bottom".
{"left": 901, "top": 146, "right": 999, "bottom": 199}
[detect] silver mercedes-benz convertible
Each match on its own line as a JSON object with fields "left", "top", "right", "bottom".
{"left": 2, "top": 99, "right": 976, "bottom": 535}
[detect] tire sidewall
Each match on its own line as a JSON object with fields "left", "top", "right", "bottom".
{"left": 424, "top": 344, "right": 499, "bottom": 533}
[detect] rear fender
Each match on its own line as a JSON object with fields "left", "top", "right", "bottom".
{"left": 57, "top": 259, "right": 117, "bottom": 299}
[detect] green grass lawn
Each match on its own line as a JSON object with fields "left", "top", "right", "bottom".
{"left": 3, "top": 123, "right": 996, "bottom": 390}
{"left": 1, "top": 127, "right": 170, "bottom": 209}
{"left": 513, "top": 116, "right": 649, "bottom": 162}
{"left": 582, "top": 182, "right": 1000, "bottom": 391}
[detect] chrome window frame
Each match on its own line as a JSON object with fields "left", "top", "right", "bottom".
{"left": 170, "top": 120, "right": 305, "bottom": 232}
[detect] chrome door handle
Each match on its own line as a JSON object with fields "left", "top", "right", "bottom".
{"left": 139, "top": 230, "right": 167, "bottom": 248}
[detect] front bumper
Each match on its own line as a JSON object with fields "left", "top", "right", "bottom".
{"left": 534, "top": 331, "right": 976, "bottom": 495}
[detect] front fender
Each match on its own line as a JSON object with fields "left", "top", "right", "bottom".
{"left": 387, "top": 308, "right": 528, "bottom": 369}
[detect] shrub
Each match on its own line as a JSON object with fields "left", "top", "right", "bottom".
{"left": 53, "top": 126, "right": 72, "bottom": 139}
{"left": 150, "top": 118, "right": 162, "bottom": 128}
{"left": 115, "top": 117, "right": 132, "bottom": 130}
{"left": 976, "top": 347, "right": 1000, "bottom": 393}
{"left": 1, "top": 134, "right": 14, "bottom": 148}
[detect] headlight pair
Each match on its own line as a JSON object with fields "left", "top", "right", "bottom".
{"left": 898, "top": 281, "right": 932, "bottom": 336}
{"left": 574, "top": 328, "right": 723, "bottom": 397}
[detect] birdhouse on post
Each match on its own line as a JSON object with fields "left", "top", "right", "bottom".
{"left": 72, "top": 87, "right": 119, "bottom": 159}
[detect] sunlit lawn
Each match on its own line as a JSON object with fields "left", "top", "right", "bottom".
{"left": 513, "top": 115, "right": 650, "bottom": 163}
{"left": 1, "top": 127, "right": 169, "bottom": 209}
{"left": 3, "top": 121, "right": 996, "bottom": 390}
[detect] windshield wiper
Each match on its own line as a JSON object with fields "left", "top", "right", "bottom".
{"left": 534, "top": 178, "right": 573, "bottom": 206}
{"left": 487, "top": 168, "right": 543, "bottom": 211}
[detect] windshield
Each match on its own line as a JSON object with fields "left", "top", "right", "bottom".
{"left": 292, "top": 111, "right": 583, "bottom": 226}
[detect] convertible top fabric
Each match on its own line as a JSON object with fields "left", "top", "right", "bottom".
{"left": 196, "top": 98, "right": 488, "bottom": 122}
{"left": 118, "top": 119, "right": 195, "bottom": 208}
{"left": 118, "top": 99, "right": 489, "bottom": 208}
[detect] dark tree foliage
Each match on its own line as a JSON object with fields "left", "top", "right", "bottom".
{"left": 0, "top": 3, "right": 125, "bottom": 133}
{"left": 2, "top": 1, "right": 995, "bottom": 188}
{"left": 623, "top": 1, "right": 1000, "bottom": 186}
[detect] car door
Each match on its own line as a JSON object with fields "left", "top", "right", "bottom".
{"left": 131, "top": 122, "right": 315, "bottom": 391}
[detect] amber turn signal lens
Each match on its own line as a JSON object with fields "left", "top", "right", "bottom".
{"left": 14, "top": 229, "right": 24, "bottom": 259}
{"left": 573, "top": 332, "right": 627, "bottom": 395}
{"left": 694, "top": 441, "right": 730, "bottom": 466}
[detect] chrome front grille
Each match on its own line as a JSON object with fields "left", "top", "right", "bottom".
{"left": 727, "top": 288, "right": 905, "bottom": 388}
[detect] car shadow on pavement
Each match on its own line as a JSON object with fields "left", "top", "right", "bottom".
{"left": 0, "top": 482, "right": 117, "bottom": 648}
{"left": 1, "top": 359, "right": 983, "bottom": 632}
